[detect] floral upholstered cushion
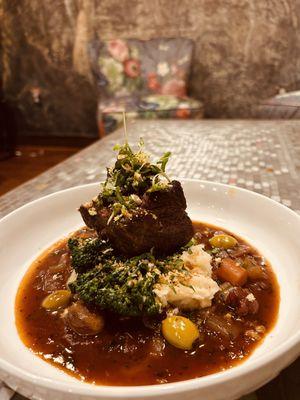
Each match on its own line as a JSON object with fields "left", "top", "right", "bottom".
{"left": 97, "top": 94, "right": 203, "bottom": 134}
{"left": 99, "top": 94, "right": 202, "bottom": 115}
{"left": 90, "top": 37, "right": 194, "bottom": 99}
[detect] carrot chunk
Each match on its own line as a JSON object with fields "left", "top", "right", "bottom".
{"left": 217, "top": 258, "right": 247, "bottom": 286}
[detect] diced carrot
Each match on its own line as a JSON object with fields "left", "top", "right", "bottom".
{"left": 217, "top": 258, "right": 247, "bottom": 286}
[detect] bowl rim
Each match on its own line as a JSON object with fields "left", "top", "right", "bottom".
{"left": 1, "top": 179, "right": 300, "bottom": 397}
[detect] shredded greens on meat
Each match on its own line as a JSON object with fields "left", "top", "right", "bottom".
{"left": 96, "top": 139, "right": 171, "bottom": 222}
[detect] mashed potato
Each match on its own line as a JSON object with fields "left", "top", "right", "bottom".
{"left": 181, "top": 244, "right": 212, "bottom": 275}
{"left": 154, "top": 245, "right": 219, "bottom": 310}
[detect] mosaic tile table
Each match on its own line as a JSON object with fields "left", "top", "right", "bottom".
{"left": 0, "top": 120, "right": 299, "bottom": 400}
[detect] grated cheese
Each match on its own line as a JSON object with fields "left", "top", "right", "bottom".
{"left": 246, "top": 293, "right": 256, "bottom": 302}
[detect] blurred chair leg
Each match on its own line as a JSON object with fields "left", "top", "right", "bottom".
{"left": 98, "top": 119, "right": 106, "bottom": 138}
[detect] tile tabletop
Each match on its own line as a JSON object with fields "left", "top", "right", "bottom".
{"left": 1, "top": 119, "right": 300, "bottom": 400}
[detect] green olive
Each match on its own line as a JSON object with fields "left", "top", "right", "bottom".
{"left": 162, "top": 316, "right": 199, "bottom": 350}
{"left": 42, "top": 290, "right": 72, "bottom": 310}
{"left": 209, "top": 234, "right": 237, "bottom": 249}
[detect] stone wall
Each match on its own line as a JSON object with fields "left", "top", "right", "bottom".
{"left": 1, "top": 0, "right": 300, "bottom": 137}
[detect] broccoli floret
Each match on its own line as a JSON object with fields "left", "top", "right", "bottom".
{"left": 68, "top": 236, "right": 194, "bottom": 316}
{"left": 68, "top": 237, "right": 113, "bottom": 272}
{"left": 70, "top": 255, "right": 163, "bottom": 316}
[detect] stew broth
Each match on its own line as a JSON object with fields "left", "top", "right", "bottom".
{"left": 15, "top": 222, "right": 279, "bottom": 385}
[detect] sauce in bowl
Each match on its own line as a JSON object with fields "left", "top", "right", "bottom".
{"left": 15, "top": 222, "right": 279, "bottom": 385}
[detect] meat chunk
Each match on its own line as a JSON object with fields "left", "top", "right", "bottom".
{"left": 79, "top": 203, "right": 110, "bottom": 233}
{"left": 63, "top": 301, "right": 104, "bottom": 335}
{"left": 224, "top": 287, "right": 259, "bottom": 316}
{"left": 79, "top": 180, "right": 194, "bottom": 257}
{"left": 228, "top": 245, "right": 251, "bottom": 258}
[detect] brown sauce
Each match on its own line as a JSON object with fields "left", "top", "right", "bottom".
{"left": 15, "top": 222, "right": 279, "bottom": 385}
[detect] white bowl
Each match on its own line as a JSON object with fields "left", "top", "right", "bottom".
{"left": 0, "top": 180, "right": 299, "bottom": 400}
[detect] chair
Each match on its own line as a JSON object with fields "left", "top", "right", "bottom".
{"left": 89, "top": 38, "right": 204, "bottom": 137}
{"left": 256, "top": 90, "right": 300, "bottom": 119}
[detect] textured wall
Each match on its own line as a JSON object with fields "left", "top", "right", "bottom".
{"left": 0, "top": 0, "right": 4, "bottom": 88}
{"left": 1, "top": 0, "right": 300, "bottom": 137}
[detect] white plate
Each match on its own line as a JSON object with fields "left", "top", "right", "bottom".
{"left": 0, "top": 180, "right": 299, "bottom": 400}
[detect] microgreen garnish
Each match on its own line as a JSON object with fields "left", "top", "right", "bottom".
{"left": 98, "top": 140, "right": 172, "bottom": 222}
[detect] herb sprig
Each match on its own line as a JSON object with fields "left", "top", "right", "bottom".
{"left": 97, "top": 140, "right": 171, "bottom": 222}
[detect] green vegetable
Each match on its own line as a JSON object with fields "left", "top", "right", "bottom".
{"left": 157, "top": 151, "right": 171, "bottom": 172}
{"left": 70, "top": 254, "right": 163, "bottom": 316}
{"left": 68, "top": 234, "right": 195, "bottom": 316}
{"left": 97, "top": 140, "right": 172, "bottom": 221}
{"left": 68, "top": 237, "right": 113, "bottom": 272}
